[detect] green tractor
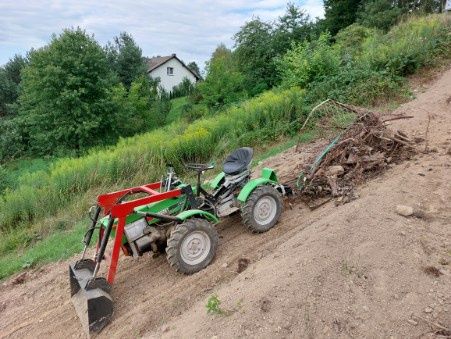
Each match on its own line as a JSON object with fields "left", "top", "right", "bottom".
{"left": 69, "top": 147, "right": 290, "bottom": 333}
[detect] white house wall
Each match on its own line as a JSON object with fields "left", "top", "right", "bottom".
{"left": 149, "top": 58, "right": 196, "bottom": 93}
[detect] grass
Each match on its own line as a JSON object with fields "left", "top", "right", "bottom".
{"left": 0, "top": 222, "right": 85, "bottom": 278}
{"left": 0, "top": 157, "right": 53, "bottom": 194}
{"left": 166, "top": 96, "right": 188, "bottom": 124}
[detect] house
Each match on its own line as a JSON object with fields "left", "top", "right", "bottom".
{"left": 147, "top": 54, "right": 200, "bottom": 93}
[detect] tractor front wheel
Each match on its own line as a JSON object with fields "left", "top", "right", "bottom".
{"left": 166, "top": 218, "right": 218, "bottom": 274}
{"left": 241, "top": 185, "right": 283, "bottom": 233}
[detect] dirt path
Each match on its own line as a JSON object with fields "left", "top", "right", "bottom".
{"left": 1, "top": 67, "right": 450, "bottom": 339}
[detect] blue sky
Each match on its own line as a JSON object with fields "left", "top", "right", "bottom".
{"left": 0, "top": 0, "right": 324, "bottom": 70}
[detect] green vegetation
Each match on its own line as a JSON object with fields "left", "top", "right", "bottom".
{"left": 0, "top": 54, "right": 27, "bottom": 117}
{"left": 0, "top": 222, "right": 86, "bottom": 278}
{"left": 206, "top": 294, "right": 224, "bottom": 315}
{"left": 0, "top": 29, "right": 169, "bottom": 161}
{"left": 197, "top": 44, "right": 247, "bottom": 109}
{"left": 105, "top": 32, "right": 148, "bottom": 89}
{"left": 166, "top": 97, "right": 188, "bottom": 123}
{"left": 0, "top": 158, "right": 53, "bottom": 194}
{"left": 281, "top": 15, "right": 451, "bottom": 106}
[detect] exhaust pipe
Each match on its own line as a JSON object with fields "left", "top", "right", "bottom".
{"left": 69, "top": 259, "right": 113, "bottom": 334}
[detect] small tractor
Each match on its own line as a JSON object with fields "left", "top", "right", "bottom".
{"left": 69, "top": 147, "right": 290, "bottom": 334}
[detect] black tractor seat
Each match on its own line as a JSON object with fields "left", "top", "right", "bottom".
{"left": 223, "top": 147, "right": 253, "bottom": 175}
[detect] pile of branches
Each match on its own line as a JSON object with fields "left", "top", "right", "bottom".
{"left": 298, "top": 100, "right": 415, "bottom": 204}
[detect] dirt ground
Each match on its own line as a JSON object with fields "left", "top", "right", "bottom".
{"left": 1, "top": 66, "right": 450, "bottom": 339}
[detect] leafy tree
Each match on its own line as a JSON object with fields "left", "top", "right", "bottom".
{"left": 111, "top": 76, "right": 158, "bottom": 137}
{"left": 18, "top": 28, "right": 118, "bottom": 155}
{"left": 106, "top": 32, "right": 147, "bottom": 89}
{"left": 234, "top": 18, "right": 276, "bottom": 95}
{"left": 273, "top": 3, "right": 313, "bottom": 52}
{"left": 323, "top": 0, "right": 364, "bottom": 36}
{"left": 187, "top": 61, "right": 201, "bottom": 79}
{"left": 233, "top": 3, "right": 315, "bottom": 96}
{"left": 0, "top": 54, "right": 28, "bottom": 116}
{"left": 197, "top": 44, "right": 246, "bottom": 109}
{"left": 397, "top": 0, "right": 443, "bottom": 13}
{"left": 357, "top": 0, "right": 403, "bottom": 31}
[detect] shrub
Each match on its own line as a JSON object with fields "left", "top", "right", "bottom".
{"left": 278, "top": 32, "right": 341, "bottom": 88}
{"left": 335, "top": 24, "right": 381, "bottom": 62}
{"left": 170, "top": 77, "right": 195, "bottom": 99}
{"left": 306, "top": 67, "right": 404, "bottom": 106}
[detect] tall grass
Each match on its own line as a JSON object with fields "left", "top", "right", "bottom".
{"left": 360, "top": 15, "right": 451, "bottom": 76}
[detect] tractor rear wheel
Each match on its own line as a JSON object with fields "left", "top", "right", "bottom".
{"left": 166, "top": 218, "right": 218, "bottom": 274}
{"left": 241, "top": 185, "right": 283, "bottom": 233}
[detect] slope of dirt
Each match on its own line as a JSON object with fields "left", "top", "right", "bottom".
{"left": 1, "top": 67, "right": 450, "bottom": 339}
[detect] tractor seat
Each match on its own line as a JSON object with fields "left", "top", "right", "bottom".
{"left": 223, "top": 147, "right": 253, "bottom": 175}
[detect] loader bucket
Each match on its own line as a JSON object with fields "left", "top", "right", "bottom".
{"left": 69, "top": 259, "right": 113, "bottom": 334}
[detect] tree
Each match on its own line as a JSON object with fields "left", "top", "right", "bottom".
{"left": 233, "top": 3, "right": 315, "bottom": 96}
{"left": 197, "top": 44, "right": 246, "bottom": 109}
{"left": 397, "top": 0, "right": 443, "bottom": 13}
{"left": 18, "top": 28, "right": 118, "bottom": 155}
{"left": 0, "top": 54, "right": 28, "bottom": 116}
{"left": 234, "top": 18, "right": 275, "bottom": 95}
{"left": 187, "top": 61, "right": 201, "bottom": 79}
{"left": 106, "top": 32, "right": 147, "bottom": 89}
{"left": 273, "top": 3, "right": 313, "bottom": 52}
{"left": 357, "top": 0, "right": 403, "bottom": 31}
{"left": 111, "top": 75, "right": 162, "bottom": 135}
{"left": 323, "top": 0, "right": 364, "bottom": 36}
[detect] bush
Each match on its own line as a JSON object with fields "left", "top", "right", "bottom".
{"left": 306, "top": 67, "right": 403, "bottom": 106}
{"left": 279, "top": 14, "right": 451, "bottom": 107}
{"left": 0, "top": 118, "right": 26, "bottom": 161}
{"left": 278, "top": 32, "right": 341, "bottom": 88}
{"left": 170, "top": 77, "right": 195, "bottom": 99}
{"left": 335, "top": 24, "right": 381, "bottom": 62}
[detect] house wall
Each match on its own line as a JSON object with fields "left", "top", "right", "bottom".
{"left": 149, "top": 58, "right": 197, "bottom": 93}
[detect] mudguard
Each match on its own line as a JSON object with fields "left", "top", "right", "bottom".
{"left": 209, "top": 172, "right": 225, "bottom": 190}
{"left": 237, "top": 167, "right": 278, "bottom": 203}
{"left": 176, "top": 209, "right": 219, "bottom": 223}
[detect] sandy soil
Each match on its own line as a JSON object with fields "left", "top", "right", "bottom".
{"left": 0, "top": 66, "right": 450, "bottom": 339}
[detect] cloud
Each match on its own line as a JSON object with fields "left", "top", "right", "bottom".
{"left": 0, "top": 0, "right": 324, "bottom": 67}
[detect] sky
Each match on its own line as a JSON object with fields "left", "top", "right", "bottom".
{"left": 0, "top": 0, "right": 324, "bottom": 70}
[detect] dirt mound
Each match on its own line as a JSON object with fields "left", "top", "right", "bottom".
{"left": 1, "top": 67, "right": 450, "bottom": 338}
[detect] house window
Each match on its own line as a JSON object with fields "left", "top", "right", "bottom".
{"left": 167, "top": 67, "right": 174, "bottom": 76}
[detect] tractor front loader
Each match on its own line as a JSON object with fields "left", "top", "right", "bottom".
{"left": 69, "top": 147, "right": 291, "bottom": 334}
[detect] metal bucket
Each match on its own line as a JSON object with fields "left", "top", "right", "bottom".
{"left": 69, "top": 259, "right": 113, "bottom": 334}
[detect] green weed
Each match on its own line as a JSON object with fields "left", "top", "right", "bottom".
{"left": 206, "top": 294, "right": 223, "bottom": 315}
